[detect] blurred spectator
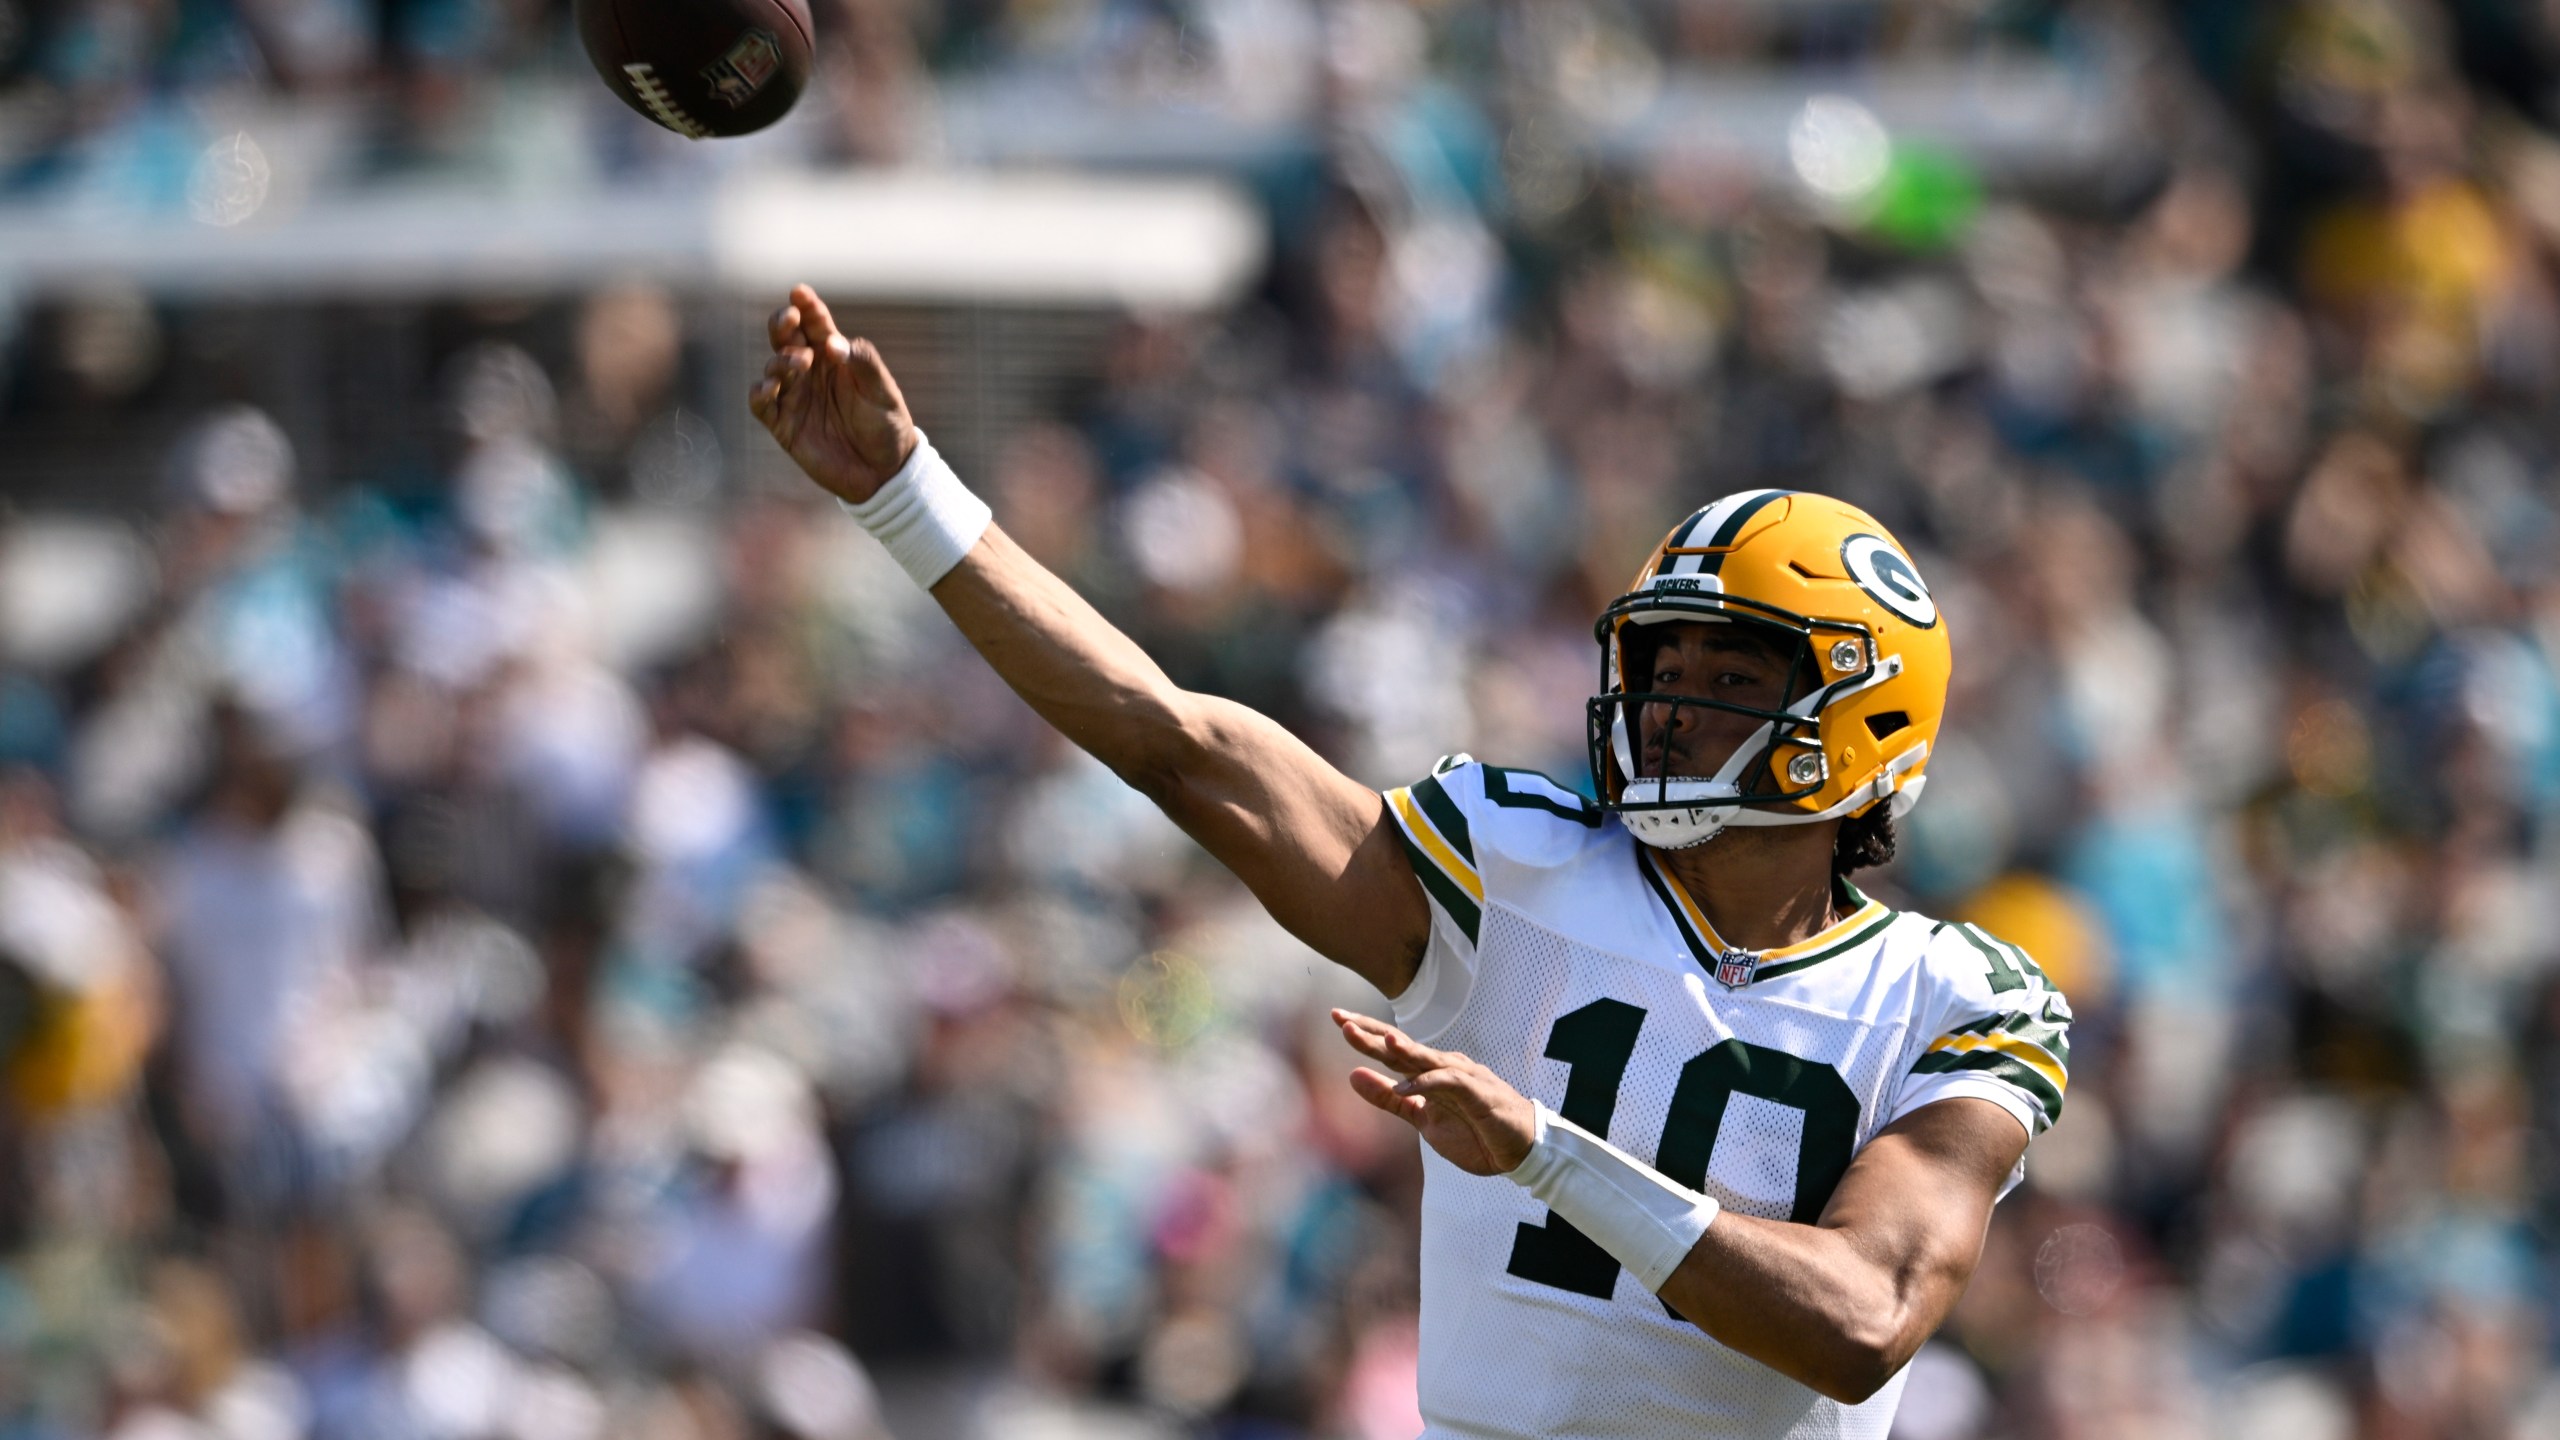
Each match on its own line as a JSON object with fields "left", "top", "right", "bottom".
{"left": 156, "top": 704, "right": 388, "bottom": 1199}
{"left": 18, "top": 1, "right": 2560, "bottom": 1437}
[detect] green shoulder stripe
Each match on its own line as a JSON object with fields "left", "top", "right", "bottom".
{"left": 1910, "top": 1048, "right": 2064, "bottom": 1128}
{"left": 2007, "top": 1010, "right": 2071, "bottom": 1065}
{"left": 1935, "top": 1009, "right": 2071, "bottom": 1066}
{"left": 1410, "top": 773, "right": 1475, "bottom": 868}
{"left": 1394, "top": 827, "right": 1481, "bottom": 946}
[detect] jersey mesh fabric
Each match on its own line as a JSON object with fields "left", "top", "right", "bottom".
{"left": 1715, "top": 1094, "right": 1809, "bottom": 1217}
{"left": 1415, "top": 902, "right": 1914, "bottom": 1440}
{"left": 1385, "top": 758, "right": 2067, "bottom": 1438}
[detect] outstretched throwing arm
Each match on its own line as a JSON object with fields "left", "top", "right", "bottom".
{"left": 750, "top": 285, "right": 1431, "bottom": 996}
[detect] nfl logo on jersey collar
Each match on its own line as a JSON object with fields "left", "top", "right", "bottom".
{"left": 1636, "top": 845, "right": 1896, "bottom": 990}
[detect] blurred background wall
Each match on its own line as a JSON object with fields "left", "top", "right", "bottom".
{"left": 1, "top": 1, "right": 2559, "bottom": 1438}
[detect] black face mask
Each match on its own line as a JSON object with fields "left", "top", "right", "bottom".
{"left": 1589, "top": 611, "right": 1830, "bottom": 814}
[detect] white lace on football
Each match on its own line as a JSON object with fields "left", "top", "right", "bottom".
{"left": 621, "top": 63, "right": 709, "bottom": 139}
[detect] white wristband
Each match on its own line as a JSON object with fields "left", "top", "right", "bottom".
{"left": 1506, "top": 1103, "right": 1720, "bottom": 1293}
{"left": 836, "top": 430, "right": 992, "bottom": 588}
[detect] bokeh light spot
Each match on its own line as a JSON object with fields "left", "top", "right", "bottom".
{"left": 1788, "top": 95, "right": 1892, "bottom": 204}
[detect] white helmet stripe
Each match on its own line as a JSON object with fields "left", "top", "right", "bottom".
{"left": 1661, "top": 489, "right": 1786, "bottom": 577}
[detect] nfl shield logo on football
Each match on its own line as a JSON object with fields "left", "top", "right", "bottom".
{"left": 703, "top": 29, "right": 783, "bottom": 107}
{"left": 1714, "top": 949, "right": 1761, "bottom": 989}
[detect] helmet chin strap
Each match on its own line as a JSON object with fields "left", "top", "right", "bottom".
{"left": 1624, "top": 741, "right": 1931, "bottom": 849}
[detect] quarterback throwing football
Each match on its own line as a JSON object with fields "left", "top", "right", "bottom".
{"left": 751, "top": 285, "right": 2069, "bottom": 1439}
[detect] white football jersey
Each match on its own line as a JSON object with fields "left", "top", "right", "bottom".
{"left": 1381, "top": 757, "right": 2070, "bottom": 1440}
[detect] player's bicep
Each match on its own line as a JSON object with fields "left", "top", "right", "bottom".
{"left": 1815, "top": 1098, "right": 2027, "bottom": 1339}
{"left": 1149, "top": 695, "right": 1431, "bottom": 997}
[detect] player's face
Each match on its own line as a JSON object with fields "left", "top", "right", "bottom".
{"left": 1632, "top": 621, "right": 1802, "bottom": 782}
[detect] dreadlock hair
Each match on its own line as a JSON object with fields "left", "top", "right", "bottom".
{"left": 1833, "top": 805, "right": 1896, "bottom": 880}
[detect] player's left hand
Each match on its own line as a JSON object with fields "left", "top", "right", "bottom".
{"left": 1333, "top": 1008, "right": 1537, "bottom": 1177}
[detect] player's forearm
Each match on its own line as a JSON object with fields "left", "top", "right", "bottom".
{"left": 810, "top": 423, "right": 1423, "bottom": 988}
{"left": 929, "top": 523, "right": 1208, "bottom": 790}
{"left": 1657, "top": 1216, "right": 1932, "bottom": 1404}
{"left": 1499, "top": 1106, "right": 1942, "bottom": 1405}
{"left": 932, "top": 524, "right": 1423, "bottom": 988}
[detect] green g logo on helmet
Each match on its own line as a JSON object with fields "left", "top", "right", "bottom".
{"left": 1841, "top": 535, "right": 1936, "bottom": 629}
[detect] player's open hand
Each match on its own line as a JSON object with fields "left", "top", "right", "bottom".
{"left": 1333, "top": 1009, "right": 1538, "bottom": 1177}
{"left": 749, "top": 283, "right": 918, "bottom": 504}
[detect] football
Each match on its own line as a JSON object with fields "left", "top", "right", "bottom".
{"left": 576, "top": 0, "right": 813, "bottom": 139}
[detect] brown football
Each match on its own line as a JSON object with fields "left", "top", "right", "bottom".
{"left": 577, "top": 0, "right": 813, "bottom": 139}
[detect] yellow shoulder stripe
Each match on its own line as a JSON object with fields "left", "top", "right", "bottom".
{"left": 1923, "top": 1031, "right": 2068, "bottom": 1095}
{"left": 1387, "top": 787, "right": 1483, "bottom": 903}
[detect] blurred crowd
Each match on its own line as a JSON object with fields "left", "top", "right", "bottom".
{"left": 9, "top": 0, "right": 2560, "bottom": 1438}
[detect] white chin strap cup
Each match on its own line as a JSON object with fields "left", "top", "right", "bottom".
{"left": 1612, "top": 738, "right": 1931, "bottom": 850}
{"left": 1608, "top": 704, "right": 1778, "bottom": 849}
{"left": 1622, "top": 801, "right": 1739, "bottom": 850}
{"left": 1603, "top": 650, "right": 1921, "bottom": 847}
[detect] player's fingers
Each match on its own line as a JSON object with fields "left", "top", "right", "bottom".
{"left": 839, "top": 334, "right": 899, "bottom": 400}
{"left": 1332, "top": 1007, "right": 1409, "bottom": 1043}
{"left": 765, "top": 348, "right": 812, "bottom": 383}
{"left": 749, "top": 378, "right": 779, "bottom": 418}
{"left": 1342, "top": 1010, "right": 1452, "bottom": 1074}
{"left": 1333, "top": 1010, "right": 1437, "bottom": 1076}
{"left": 1348, "top": 1067, "right": 1427, "bottom": 1125}
{"left": 769, "top": 303, "right": 803, "bottom": 351}
{"left": 791, "top": 284, "right": 846, "bottom": 349}
{"left": 1341, "top": 1014, "right": 1443, "bottom": 1071}
{"left": 1392, "top": 1068, "right": 1487, "bottom": 1108}
{"left": 1336, "top": 1024, "right": 1402, "bottom": 1070}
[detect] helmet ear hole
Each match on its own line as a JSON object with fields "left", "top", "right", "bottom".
{"left": 1864, "top": 710, "right": 1910, "bottom": 740}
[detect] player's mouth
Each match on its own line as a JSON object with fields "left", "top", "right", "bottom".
{"left": 1638, "top": 725, "right": 1720, "bottom": 781}
{"left": 1634, "top": 710, "right": 1772, "bottom": 786}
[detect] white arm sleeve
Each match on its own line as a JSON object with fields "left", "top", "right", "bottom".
{"left": 1507, "top": 1104, "right": 1721, "bottom": 1293}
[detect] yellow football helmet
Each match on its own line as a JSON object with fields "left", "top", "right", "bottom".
{"left": 1589, "top": 490, "right": 1951, "bottom": 848}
